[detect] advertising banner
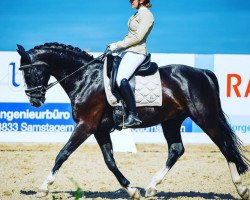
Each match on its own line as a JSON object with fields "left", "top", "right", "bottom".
{"left": 0, "top": 52, "right": 249, "bottom": 143}
{"left": 214, "top": 55, "right": 250, "bottom": 135}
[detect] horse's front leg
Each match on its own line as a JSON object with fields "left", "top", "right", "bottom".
{"left": 36, "top": 122, "right": 90, "bottom": 197}
{"left": 95, "top": 133, "right": 141, "bottom": 200}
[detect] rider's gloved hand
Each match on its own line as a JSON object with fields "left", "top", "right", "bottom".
{"left": 108, "top": 43, "right": 117, "bottom": 53}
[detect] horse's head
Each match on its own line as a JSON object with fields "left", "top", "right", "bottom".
{"left": 17, "top": 44, "right": 50, "bottom": 107}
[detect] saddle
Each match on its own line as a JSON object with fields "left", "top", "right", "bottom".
{"left": 106, "top": 53, "right": 158, "bottom": 101}
{"left": 103, "top": 54, "right": 162, "bottom": 130}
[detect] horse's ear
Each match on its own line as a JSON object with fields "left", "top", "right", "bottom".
{"left": 17, "top": 44, "right": 26, "bottom": 52}
{"left": 16, "top": 44, "right": 31, "bottom": 63}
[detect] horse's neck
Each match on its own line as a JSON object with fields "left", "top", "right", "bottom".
{"left": 36, "top": 49, "right": 102, "bottom": 101}
{"left": 51, "top": 63, "right": 85, "bottom": 98}
{"left": 53, "top": 61, "right": 103, "bottom": 102}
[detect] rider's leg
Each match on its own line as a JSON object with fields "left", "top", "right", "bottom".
{"left": 116, "top": 52, "right": 145, "bottom": 127}
{"left": 110, "top": 56, "right": 122, "bottom": 101}
{"left": 119, "top": 78, "right": 141, "bottom": 126}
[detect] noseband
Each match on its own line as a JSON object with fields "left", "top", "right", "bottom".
{"left": 19, "top": 63, "right": 48, "bottom": 99}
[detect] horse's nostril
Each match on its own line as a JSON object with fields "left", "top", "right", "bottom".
{"left": 30, "top": 99, "right": 40, "bottom": 107}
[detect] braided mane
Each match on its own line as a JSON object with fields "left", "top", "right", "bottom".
{"left": 31, "top": 42, "right": 94, "bottom": 60}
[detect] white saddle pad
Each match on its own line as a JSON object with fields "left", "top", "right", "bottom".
{"left": 103, "top": 57, "right": 162, "bottom": 107}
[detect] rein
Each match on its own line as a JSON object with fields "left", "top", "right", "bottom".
{"left": 45, "top": 52, "right": 107, "bottom": 91}
{"left": 20, "top": 49, "right": 109, "bottom": 96}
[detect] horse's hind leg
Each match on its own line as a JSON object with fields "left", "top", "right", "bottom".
{"left": 146, "top": 118, "right": 185, "bottom": 197}
{"left": 37, "top": 122, "right": 91, "bottom": 197}
{"left": 201, "top": 119, "right": 249, "bottom": 199}
{"left": 228, "top": 162, "right": 249, "bottom": 199}
{"left": 95, "top": 131, "right": 141, "bottom": 200}
{"left": 188, "top": 98, "right": 249, "bottom": 199}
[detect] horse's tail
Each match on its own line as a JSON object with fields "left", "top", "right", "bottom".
{"left": 204, "top": 69, "right": 221, "bottom": 104}
{"left": 217, "top": 108, "right": 250, "bottom": 174}
{"left": 204, "top": 69, "right": 250, "bottom": 174}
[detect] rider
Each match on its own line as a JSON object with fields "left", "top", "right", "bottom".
{"left": 108, "top": 0, "right": 154, "bottom": 127}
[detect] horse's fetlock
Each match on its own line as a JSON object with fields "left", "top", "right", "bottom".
{"left": 36, "top": 190, "right": 49, "bottom": 198}
{"left": 125, "top": 186, "right": 141, "bottom": 200}
{"left": 121, "top": 179, "right": 130, "bottom": 188}
{"left": 237, "top": 185, "right": 247, "bottom": 196}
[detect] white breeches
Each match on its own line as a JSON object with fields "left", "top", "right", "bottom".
{"left": 116, "top": 51, "right": 146, "bottom": 87}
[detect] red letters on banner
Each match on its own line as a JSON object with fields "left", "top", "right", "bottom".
{"left": 227, "top": 74, "right": 250, "bottom": 97}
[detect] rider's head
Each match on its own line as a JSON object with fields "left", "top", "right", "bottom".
{"left": 130, "top": 0, "right": 152, "bottom": 9}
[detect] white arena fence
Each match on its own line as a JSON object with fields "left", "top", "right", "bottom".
{"left": 0, "top": 51, "right": 249, "bottom": 151}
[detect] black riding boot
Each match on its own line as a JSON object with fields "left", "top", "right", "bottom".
{"left": 118, "top": 78, "right": 142, "bottom": 127}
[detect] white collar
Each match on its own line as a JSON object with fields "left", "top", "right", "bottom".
{"left": 138, "top": 7, "right": 148, "bottom": 12}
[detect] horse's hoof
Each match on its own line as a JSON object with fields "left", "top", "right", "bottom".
{"left": 241, "top": 187, "right": 249, "bottom": 200}
{"left": 126, "top": 187, "right": 141, "bottom": 200}
{"left": 36, "top": 190, "right": 49, "bottom": 198}
{"left": 145, "top": 187, "right": 157, "bottom": 197}
{"left": 131, "top": 188, "right": 141, "bottom": 200}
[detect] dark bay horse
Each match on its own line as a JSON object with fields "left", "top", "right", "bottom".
{"left": 17, "top": 43, "right": 249, "bottom": 199}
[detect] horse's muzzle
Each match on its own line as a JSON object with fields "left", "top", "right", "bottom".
{"left": 30, "top": 97, "right": 46, "bottom": 107}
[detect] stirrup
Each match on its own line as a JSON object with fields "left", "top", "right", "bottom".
{"left": 119, "top": 112, "right": 142, "bottom": 128}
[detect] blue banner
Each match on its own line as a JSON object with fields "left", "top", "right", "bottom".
{"left": 0, "top": 103, "right": 75, "bottom": 132}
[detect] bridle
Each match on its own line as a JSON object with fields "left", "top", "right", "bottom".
{"left": 19, "top": 63, "right": 48, "bottom": 99}
{"left": 19, "top": 49, "right": 109, "bottom": 99}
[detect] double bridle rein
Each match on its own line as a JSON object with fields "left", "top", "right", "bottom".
{"left": 19, "top": 50, "right": 108, "bottom": 98}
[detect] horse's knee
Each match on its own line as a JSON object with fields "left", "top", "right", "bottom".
{"left": 166, "top": 143, "right": 185, "bottom": 167}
